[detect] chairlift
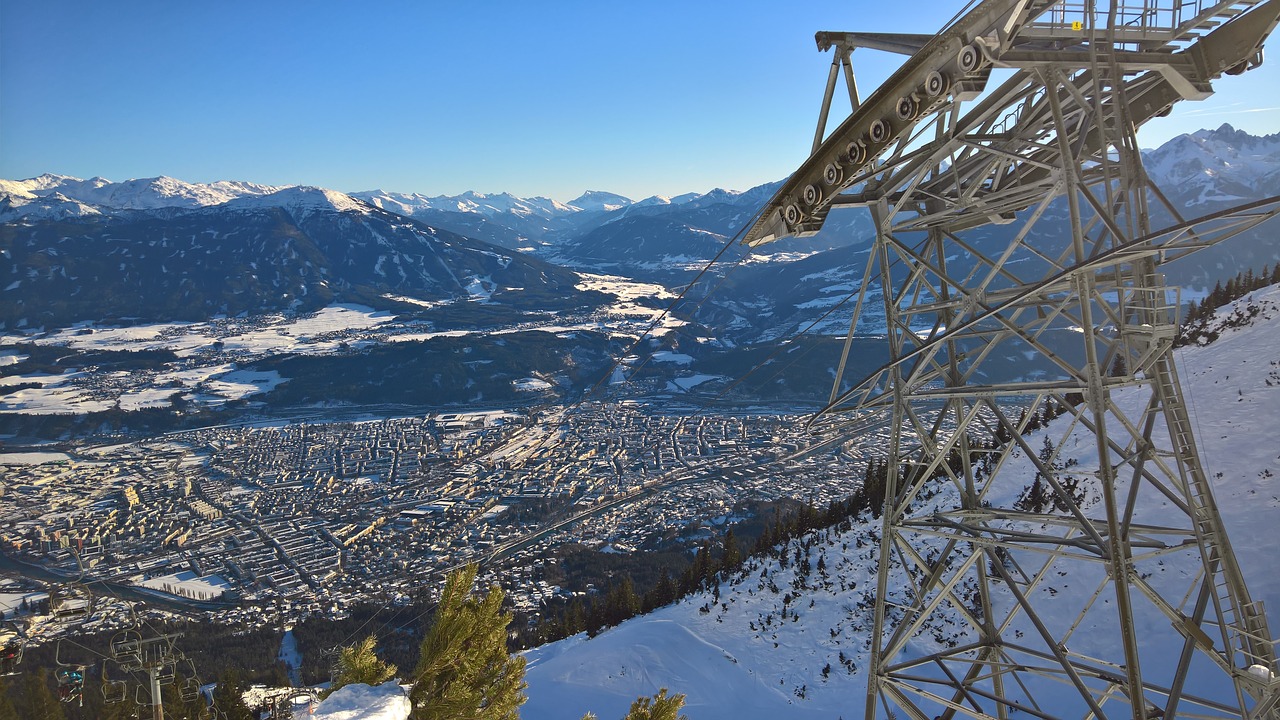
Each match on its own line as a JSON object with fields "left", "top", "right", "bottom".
{"left": 49, "top": 583, "right": 95, "bottom": 620}
{"left": 0, "top": 622, "right": 26, "bottom": 676}
{"left": 100, "top": 661, "right": 128, "bottom": 704}
{"left": 54, "top": 636, "right": 93, "bottom": 707}
{"left": 110, "top": 628, "right": 145, "bottom": 663}
{"left": 321, "top": 644, "right": 342, "bottom": 683}
{"left": 282, "top": 689, "right": 319, "bottom": 718}
{"left": 179, "top": 659, "right": 203, "bottom": 703}
{"left": 55, "top": 665, "right": 86, "bottom": 706}
{"left": 156, "top": 660, "right": 177, "bottom": 685}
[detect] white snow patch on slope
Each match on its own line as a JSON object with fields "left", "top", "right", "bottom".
{"left": 312, "top": 682, "right": 409, "bottom": 720}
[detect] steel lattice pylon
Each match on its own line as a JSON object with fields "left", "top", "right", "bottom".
{"left": 744, "top": 0, "right": 1280, "bottom": 717}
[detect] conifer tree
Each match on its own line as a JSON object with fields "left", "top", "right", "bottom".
{"left": 324, "top": 635, "right": 398, "bottom": 698}
{"left": 212, "top": 668, "right": 253, "bottom": 720}
{"left": 580, "top": 688, "right": 688, "bottom": 720}
{"left": 622, "top": 688, "right": 688, "bottom": 720}
{"left": 20, "top": 669, "right": 64, "bottom": 720}
{"left": 721, "top": 528, "right": 741, "bottom": 573}
{"left": 0, "top": 677, "right": 18, "bottom": 720}
{"left": 409, "top": 564, "right": 526, "bottom": 720}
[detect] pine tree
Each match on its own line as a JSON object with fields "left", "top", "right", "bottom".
{"left": 212, "top": 668, "right": 253, "bottom": 720}
{"left": 721, "top": 528, "right": 741, "bottom": 573}
{"left": 648, "top": 569, "right": 677, "bottom": 610}
{"left": 324, "top": 635, "right": 398, "bottom": 698}
{"left": 409, "top": 564, "right": 526, "bottom": 720}
{"left": 606, "top": 577, "right": 641, "bottom": 627}
{"left": 20, "top": 669, "right": 64, "bottom": 720}
{"left": 0, "top": 677, "right": 18, "bottom": 720}
{"left": 580, "top": 688, "right": 688, "bottom": 720}
{"left": 622, "top": 689, "right": 688, "bottom": 720}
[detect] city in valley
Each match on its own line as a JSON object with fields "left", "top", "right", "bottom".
{"left": 0, "top": 402, "right": 873, "bottom": 633}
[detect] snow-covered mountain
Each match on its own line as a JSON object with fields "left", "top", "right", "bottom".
{"left": 517, "top": 284, "right": 1280, "bottom": 720}
{"left": 1144, "top": 123, "right": 1280, "bottom": 207}
{"left": 0, "top": 173, "right": 282, "bottom": 211}
{"left": 4, "top": 124, "right": 1277, "bottom": 336}
{"left": 352, "top": 189, "right": 577, "bottom": 221}
{"left": 566, "top": 190, "right": 632, "bottom": 213}
{"left": 0, "top": 184, "right": 596, "bottom": 328}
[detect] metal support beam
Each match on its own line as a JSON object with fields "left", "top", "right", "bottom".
{"left": 748, "top": 1, "right": 1280, "bottom": 717}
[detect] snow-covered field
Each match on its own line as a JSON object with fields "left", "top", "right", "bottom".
{"left": 0, "top": 304, "right": 395, "bottom": 358}
{"left": 137, "top": 571, "right": 232, "bottom": 601}
{"left": 0, "top": 274, "right": 693, "bottom": 414}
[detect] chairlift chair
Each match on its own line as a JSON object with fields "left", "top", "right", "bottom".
{"left": 179, "top": 659, "right": 203, "bottom": 703}
{"left": 110, "top": 628, "right": 144, "bottom": 664}
{"left": 55, "top": 665, "right": 86, "bottom": 706}
{"left": 48, "top": 583, "right": 95, "bottom": 620}
{"left": 156, "top": 660, "right": 177, "bottom": 686}
{"left": 0, "top": 623, "right": 25, "bottom": 676}
{"left": 100, "top": 660, "right": 128, "bottom": 704}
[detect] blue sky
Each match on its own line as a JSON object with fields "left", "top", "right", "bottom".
{"left": 2, "top": 0, "right": 1277, "bottom": 202}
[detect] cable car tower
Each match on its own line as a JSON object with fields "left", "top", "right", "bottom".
{"left": 744, "top": 0, "right": 1280, "bottom": 717}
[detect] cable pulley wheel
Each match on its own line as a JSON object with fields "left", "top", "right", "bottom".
{"left": 844, "top": 141, "right": 867, "bottom": 166}
{"left": 958, "top": 43, "right": 983, "bottom": 74}
{"left": 925, "top": 70, "right": 948, "bottom": 98}
{"left": 803, "top": 184, "right": 823, "bottom": 206}
{"left": 896, "top": 96, "right": 917, "bottom": 121}
{"left": 869, "top": 119, "right": 890, "bottom": 144}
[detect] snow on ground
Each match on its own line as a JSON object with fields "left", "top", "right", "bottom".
{"left": 0, "top": 452, "right": 71, "bottom": 465}
{"left": 279, "top": 629, "right": 302, "bottom": 687}
{"left": 0, "top": 591, "right": 47, "bottom": 618}
{"left": 650, "top": 351, "right": 694, "bottom": 365}
{"left": 6, "top": 304, "right": 393, "bottom": 358}
{"left": 0, "top": 371, "right": 115, "bottom": 414}
{"left": 522, "top": 285, "right": 1280, "bottom": 720}
{"left": 313, "top": 682, "right": 410, "bottom": 720}
{"left": 137, "top": 571, "right": 231, "bottom": 601}
{"left": 667, "top": 374, "right": 723, "bottom": 392}
{"left": 382, "top": 293, "right": 450, "bottom": 310}
{"left": 117, "top": 387, "right": 181, "bottom": 411}
{"left": 203, "top": 369, "right": 286, "bottom": 401}
{"left": 576, "top": 273, "right": 686, "bottom": 338}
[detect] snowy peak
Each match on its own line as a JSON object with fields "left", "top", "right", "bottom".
{"left": 1190, "top": 122, "right": 1271, "bottom": 147}
{"left": 633, "top": 195, "right": 674, "bottom": 207}
{"left": 567, "top": 190, "right": 633, "bottom": 213}
{"left": 1143, "top": 124, "right": 1280, "bottom": 201}
{"left": 222, "top": 186, "right": 371, "bottom": 219}
{"left": 351, "top": 188, "right": 576, "bottom": 221}
{"left": 0, "top": 191, "right": 104, "bottom": 222}
{"left": 0, "top": 173, "right": 285, "bottom": 210}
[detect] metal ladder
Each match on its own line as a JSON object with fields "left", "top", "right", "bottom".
{"left": 1152, "top": 351, "right": 1277, "bottom": 678}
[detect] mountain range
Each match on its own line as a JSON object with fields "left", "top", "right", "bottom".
{"left": 2, "top": 124, "right": 1278, "bottom": 416}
